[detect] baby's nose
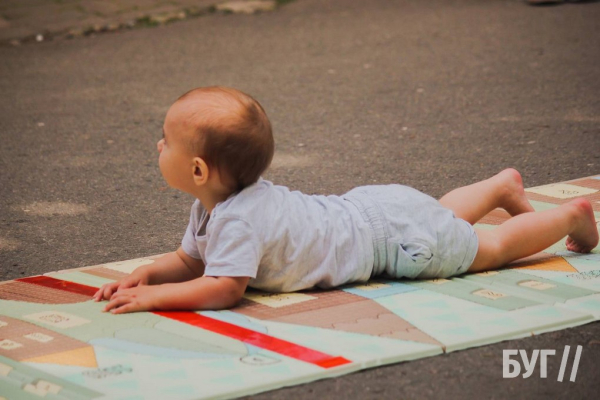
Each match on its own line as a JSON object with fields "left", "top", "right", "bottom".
{"left": 157, "top": 139, "right": 164, "bottom": 152}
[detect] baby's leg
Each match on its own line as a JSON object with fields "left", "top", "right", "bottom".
{"left": 439, "top": 168, "right": 534, "bottom": 224}
{"left": 467, "top": 198, "right": 598, "bottom": 273}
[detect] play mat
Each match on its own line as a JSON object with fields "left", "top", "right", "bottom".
{"left": 1, "top": 175, "right": 599, "bottom": 399}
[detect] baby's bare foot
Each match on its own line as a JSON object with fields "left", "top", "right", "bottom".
{"left": 565, "top": 198, "right": 599, "bottom": 253}
{"left": 499, "top": 168, "right": 535, "bottom": 216}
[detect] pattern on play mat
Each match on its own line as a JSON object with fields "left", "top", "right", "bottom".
{"left": 0, "top": 175, "right": 598, "bottom": 399}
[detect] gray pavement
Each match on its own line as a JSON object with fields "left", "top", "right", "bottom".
{"left": 1, "top": 0, "right": 600, "bottom": 398}
{"left": 0, "top": 0, "right": 280, "bottom": 44}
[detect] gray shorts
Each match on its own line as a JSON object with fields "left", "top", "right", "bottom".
{"left": 343, "top": 185, "right": 479, "bottom": 279}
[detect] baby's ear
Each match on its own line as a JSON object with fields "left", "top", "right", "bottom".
{"left": 192, "top": 157, "right": 209, "bottom": 186}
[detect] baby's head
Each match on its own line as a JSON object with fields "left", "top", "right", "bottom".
{"left": 160, "top": 86, "right": 274, "bottom": 194}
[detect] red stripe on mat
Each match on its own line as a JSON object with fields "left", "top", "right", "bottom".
{"left": 16, "top": 275, "right": 352, "bottom": 369}
{"left": 17, "top": 275, "right": 99, "bottom": 296}
{"left": 154, "top": 311, "right": 351, "bottom": 368}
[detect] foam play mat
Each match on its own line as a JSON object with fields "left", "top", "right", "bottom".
{"left": 1, "top": 176, "right": 599, "bottom": 399}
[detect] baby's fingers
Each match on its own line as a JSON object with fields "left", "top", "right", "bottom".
{"left": 116, "top": 278, "right": 138, "bottom": 291}
{"left": 103, "top": 295, "right": 131, "bottom": 313}
{"left": 103, "top": 294, "right": 143, "bottom": 314}
{"left": 93, "top": 288, "right": 103, "bottom": 301}
{"left": 94, "top": 282, "right": 118, "bottom": 301}
{"left": 109, "top": 303, "right": 139, "bottom": 314}
{"left": 102, "top": 285, "right": 116, "bottom": 300}
{"left": 93, "top": 285, "right": 109, "bottom": 301}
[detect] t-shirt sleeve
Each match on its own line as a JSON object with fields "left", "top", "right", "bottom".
{"left": 181, "top": 200, "right": 203, "bottom": 259}
{"left": 203, "top": 217, "right": 261, "bottom": 278}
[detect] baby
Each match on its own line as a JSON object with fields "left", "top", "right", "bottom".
{"left": 94, "top": 86, "right": 599, "bottom": 314}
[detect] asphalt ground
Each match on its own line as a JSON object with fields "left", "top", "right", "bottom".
{"left": 0, "top": 0, "right": 250, "bottom": 44}
{"left": 1, "top": 0, "right": 599, "bottom": 398}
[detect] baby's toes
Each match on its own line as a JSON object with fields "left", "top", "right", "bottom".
{"left": 566, "top": 238, "right": 593, "bottom": 253}
{"left": 565, "top": 237, "right": 574, "bottom": 251}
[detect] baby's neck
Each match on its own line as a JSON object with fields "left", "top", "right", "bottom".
{"left": 196, "top": 186, "right": 236, "bottom": 215}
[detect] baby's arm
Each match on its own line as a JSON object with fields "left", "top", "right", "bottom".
{"left": 93, "top": 247, "right": 204, "bottom": 302}
{"left": 102, "top": 276, "right": 250, "bottom": 314}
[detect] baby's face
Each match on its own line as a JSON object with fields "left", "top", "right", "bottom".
{"left": 157, "top": 102, "right": 196, "bottom": 193}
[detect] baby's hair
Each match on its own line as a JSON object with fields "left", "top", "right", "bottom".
{"left": 177, "top": 86, "right": 274, "bottom": 191}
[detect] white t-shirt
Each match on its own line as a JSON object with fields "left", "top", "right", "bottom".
{"left": 181, "top": 178, "right": 374, "bottom": 292}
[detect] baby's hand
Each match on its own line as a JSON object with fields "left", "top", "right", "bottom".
{"left": 102, "top": 285, "right": 161, "bottom": 314}
{"left": 92, "top": 270, "right": 148, "bottom": 302}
